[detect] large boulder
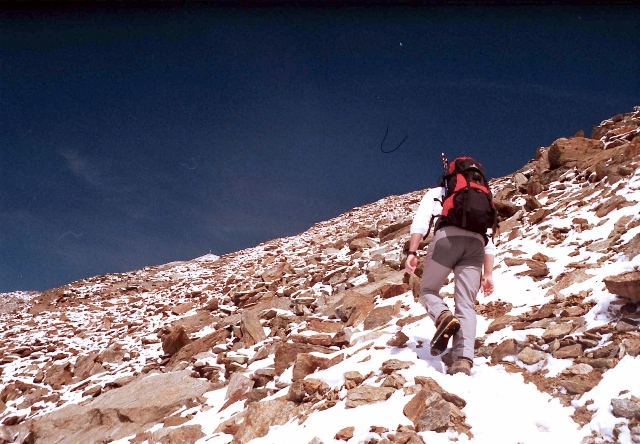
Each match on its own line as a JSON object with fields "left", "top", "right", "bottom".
{"left": 18, "top": 371, "right": 213, "bottom": 444}
{"left": 604, "top": 271, "right": 640, "bottom": 300}
{"left": 547, "top": 137, "right": 604, "bottom": 170}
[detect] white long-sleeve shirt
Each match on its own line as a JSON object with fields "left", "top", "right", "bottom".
{"left": 410, "top": 187, "right": 496, "bottom": 255}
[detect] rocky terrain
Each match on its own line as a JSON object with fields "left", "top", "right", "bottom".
{"left": 1, "top": 106, "right": 640, "bottom": 444}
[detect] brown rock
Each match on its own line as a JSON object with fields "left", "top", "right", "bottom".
{"left": 604, "top": 271, "right": 640, "bottom": 300}
{"left": 225, "top": 373, "right": 254, "bottom": 400}
{"left": 82, "top": 385, "right": 102, "bottom": 398}
{"left": 150, "top": 424, "right": 204, "bottom": 443}
{"left": 623, "top": 338, "right": 640, "bottom": 357}
{"left": 44, "top": 363, "right": 74, "bottom": 390}
{"left": 526, "top": 304, "right": 556, "bottom": 321}
{"left": 171, "top": 302, "right": 195, "bottom": 315}
{"left": 345, "top": 385, "right": 395, "bottom": 408}
{"left": 542, "top": 322, "right": 574, "bottom": 341}
{"left": 558, "top": 373, "right": 600, "bottom": 395}
{"left": 349, "top": 237, "right": 376, "bottom": 251}
{"left": 491, "top": 339, "right": 518, "bottom": 363}
{"left": 380, "top": 283, "right": 410, "bottom": 299}
{"left": 485, "top": 315, "right": 518, "bottom": 334}
{"left": 162, "top": 325, "right": 192, "bottom": 357}
{"left": 335, "top": 426, "right": 355, "bottom": 441}
{"left": 528, "top": 208, "right": 550, "bottom": 225}
{"left": 333, "top": 292, "right": 376, "bottom": 327}
{"left": 290, "top": 333, "right": 333, "bottom": 347}
{"left": 553, "top": 344, "right": 583, "bottom": 359}
{"left": 517, "top": 260, "right": 549, "bottom": 278}
{"left": 287, "top": 380, "right": 306, "bottom": 403}
{"left": 547, "top": 137, "right": 604, "bottom": 170}
{"left": 403, "top": 390, "right": 450, "bottom": 432}
{"left": 232, "top": 397, "right": 304, "bottom": 444}
{"left": 414, "top": 376, "right": 466, "bottom": 408}
{"left": 619, "top": 233, "right": 640, "bottom": 261}
{"left": 517, "top": 347, "right": 546, "bottom": 365}
{"left": 387, "top": 330, "right": 410, "bottom": 347}
{"left": 380, "top": 359, "right": 413, "bottom": 374}
{"left": 343, "top": 371, "right": 366, "bottom": 385}
{"left": 273, "top": 342, "right": 334, "bottom": 375}
{"left": 261, "top": 262, "right": 294, "bottom": 282}
{"left": 595, "top": 195, "right": 627, "bottom": 218}
{"left": 363, "top": 302, "right": 401, "bottom": 330}
{"left": 381, "top": 373, "right": 407, "bottom": 389}
{"left": 23, "top": 370, "right": 212, "bottom": 444}
{"left": 292, "top": 353, "right": 344, "bottom": 381}
{"left": 167, "top": 328, "right": 230, "bottom": 369}
{"left": 241, "top": 311, "right": 267, "bottom": 346}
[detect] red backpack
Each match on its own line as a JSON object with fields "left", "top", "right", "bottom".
{"left": 433, "top": 156, "right": 497, "bottom": 239}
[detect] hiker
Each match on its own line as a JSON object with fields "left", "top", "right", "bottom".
{"left": 405, "top": 156, "right": 496, "bottom": 376}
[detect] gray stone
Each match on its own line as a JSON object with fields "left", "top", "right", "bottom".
{"left": 611, "top": 398, "right": 640, "bottom": 419}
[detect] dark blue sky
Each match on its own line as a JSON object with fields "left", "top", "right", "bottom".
{"left": 1, "top": 4, "right": 639, "bottom": 293}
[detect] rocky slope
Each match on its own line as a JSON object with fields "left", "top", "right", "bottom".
{"left": 1, "top": 107, "right": 640, "bottom": 444}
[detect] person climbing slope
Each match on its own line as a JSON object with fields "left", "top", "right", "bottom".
{"left": 405, "top": 155, "right": 496, "bottom": 376}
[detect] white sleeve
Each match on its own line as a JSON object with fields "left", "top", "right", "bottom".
{"left": 484, "top": 238, "right": 496, "bottom": 255}
{"left": 410, "top": 187, "right": 445, "bottom": 235}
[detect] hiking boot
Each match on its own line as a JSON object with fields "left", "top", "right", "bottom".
{"left": 447, "top": 358, "right": 473, "bottom": 376}
{"left": 429, "top": 310, "right": 460, "bottom": 356}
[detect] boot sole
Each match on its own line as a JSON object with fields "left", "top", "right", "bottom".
{"left": 430, "top": 316, "right": 460, "bottom": 356}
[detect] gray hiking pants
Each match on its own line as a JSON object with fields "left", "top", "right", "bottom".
{"left": 418, "top": 225, "right": 485, "bottom": 361}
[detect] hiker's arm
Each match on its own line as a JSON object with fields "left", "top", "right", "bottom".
{"left": 481, "top": 253, "right": 494, "bottom": 296}
{"left": 405, "top": 233, "right": 423, "bottom": 274}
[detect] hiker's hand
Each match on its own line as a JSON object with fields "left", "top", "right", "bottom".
{"left": 405, "top": 254, "right": 418, "bottom": 274}
{"left": 481, "top": 274, "right": 494, "bottom": 296}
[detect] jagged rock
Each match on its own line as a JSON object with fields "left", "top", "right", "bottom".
{"left": 225, "top": 373, "right": 254, "bottom": 400}
{"left": 171, "top": 302, "right": 195, "bottom": 315}
{"left": 552, "top": 344, "right": 583, "bottom": 359}
{"left": 287, "top": 381, "right": 305, "bottom": 403}
{"left": 232, "top": 397, "right": 304, "bottom": 444}
{"left": 516, "top": 260, "right": 549, "bottom": 278}
{"left": 595, "top": 195, "right": 628, "bottom": 218}
{"left": 558, "top": 373, "right": 601, "bottom": 395}
{"left": 349, "top": 237, "right": 376, "bottom": 251}
{"left": 167, "top": 328, "right": 230, "bottom": 368}
{"left": 334, "top": 426, "right": 355, "bottom": 441}
{"left": 547, "top": 137, "right": 604, "bottom": 170}
{"left": 611, "top": 397, "right": 640, "bottom": 419}
{"left": 21, "top": 370, "right": 212, "bottom": 444}
{"left": 623, "top": 338, "right": 640, "bottom": 357}
{"left": 292, "top": 353, "right": 343, "bottom": 381}
{"left": 162, "top": 325, "right": 191, "bottom": 357}
{"left": 517, "top": 347, "right": 546, "bottom": 365}
{"left": 619, "top": 233, "right": 640, "bottom": 261}
{"left": 528, "top": 208, "right": 550, "bottom": 225}
{"left": 147, "top": 425, "right": 204, "bottom": 444}
{"left": 485, "top": 315, "right": 518, "bottom": 334}
{"left": 241, "top": 311, "right": 267, "bottom": 346}
{"left": 526, "top": 304, "right": 556, "bottom": 321}
{"left": 345, "top": 385, "right": 395, "bottom": 408}
{"left": 542, "top": 322, "right": 574, "bottom": 341}
{"left": 43, "top": 363, "right": 73, "bottom": 390}
{"left": 491, "top": 339, "right": 518, "bottom": 363}
{"left": 333, "top": 292, "right": 376, "bottom": 327}
{"left": 99, "top": 344, "right": 127, "bottom": 364}
{"left": 343, "top": 371, "right": 366, "bottom": 385}
{"left": 261, "top": 262, "right": 294, "bottom": 282}
{"left": 604, "top": 271, "right": 640, "bottom": 300}
{"left": 363, "top": 302, "right": 401, "bottom": 330}
{"left": 381, "top": 373, "right": 407, "bottom": 389}
{"left": 380, "top": 359, "right": 413, "bottom": 374}
{"left": 413, "top": 376, "right": 466, "bottom": 408}
{"left": 403, "top": 390, "right": 450, "bottom": 432}
{"left": 273, "top": 343, "right": 334, "bottom": 375}
{"left": 73, "top": 353, "right": 104, "bottom": 380}
{"left": 387, "top": 330, "right": 409, "bottom": 347}
{"left": 566, "top": 363, "right": 593, "bottom": 375}
{"left": 380, "top": 283, "right": 410, "bottom": 299}
{"left": 616, "top": 319, "right": 638, "bottom": 333}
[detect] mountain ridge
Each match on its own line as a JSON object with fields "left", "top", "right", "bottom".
{"left": 1, "top": 106, "right": 640, "bottom": 444}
